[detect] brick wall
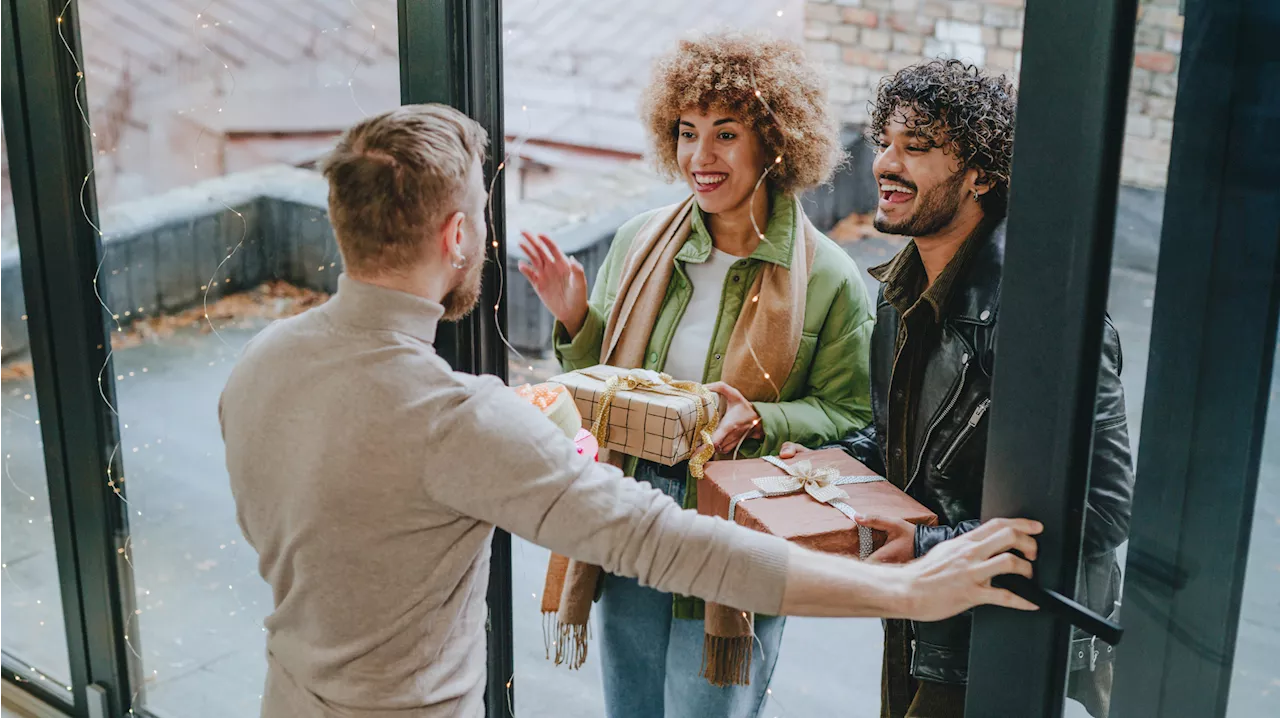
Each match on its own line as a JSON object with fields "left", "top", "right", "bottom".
{"left": 805, "top": 0, "right": 1183, "bottom": 189}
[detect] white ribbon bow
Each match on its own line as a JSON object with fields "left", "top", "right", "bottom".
{"left": 728, "top": 455, "right": 886, "bottom": 560}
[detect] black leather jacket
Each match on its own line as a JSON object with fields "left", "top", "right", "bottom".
{"left": 831, "top": 222, "right": 1135, "bottom": 696}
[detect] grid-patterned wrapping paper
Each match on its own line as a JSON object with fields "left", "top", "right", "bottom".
{"left": 549, "top": 366, "right": 714, "bottom": 466}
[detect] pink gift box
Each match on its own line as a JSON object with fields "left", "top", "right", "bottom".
{"left": 573, "top": 428, "right": 599, "bottom": 461}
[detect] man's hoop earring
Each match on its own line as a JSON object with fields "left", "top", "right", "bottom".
{"left": 450, "top": 254, "right": 467, "bottom": 270}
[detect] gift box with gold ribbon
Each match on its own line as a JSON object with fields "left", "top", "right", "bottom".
{"left": 548, "top": 365, "right": 723, "bottom": 475}
{"left": 695, "top": 448, "right": 938, "bottom": 686}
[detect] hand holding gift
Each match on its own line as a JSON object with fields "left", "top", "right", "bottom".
{"left": 705, "top": 382, "right": 764, "bottom": 455}
{"left": 855, "top": 514, "right": 917, "bottom": 564}
{"left": 550, "top": 365, "right": 724, "bottom": 476}
{"left": 513, "top": 382, "right": 582, "bottom": 440}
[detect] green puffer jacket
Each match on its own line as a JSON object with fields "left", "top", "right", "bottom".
{"left": 553, "top": 192, "right": 875, "bottom": 617}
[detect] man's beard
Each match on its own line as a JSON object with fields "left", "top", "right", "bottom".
{"left": 874, "top": 169, "right": 967, "bottom": 238}
{"left": 441, "top": 255, "right": 484, "bottom": 322}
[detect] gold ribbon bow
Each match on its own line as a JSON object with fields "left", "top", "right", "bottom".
{"left": 581, "top": 367, "right": 720, "bottom": 479}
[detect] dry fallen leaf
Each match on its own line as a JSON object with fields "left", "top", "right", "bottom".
{"left": 2, "top": 281, "right": 331, "bottom": 381}
{"left": 0, "top": 362, "right": 34, "bottom": 382}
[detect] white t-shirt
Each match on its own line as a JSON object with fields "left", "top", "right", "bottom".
{"left": 664, "top": 248, "right": 743, "bottom": 382}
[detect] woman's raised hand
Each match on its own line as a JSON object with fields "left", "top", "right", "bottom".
{"left": 517, "top": 231, "right": 589, "bottom": 338}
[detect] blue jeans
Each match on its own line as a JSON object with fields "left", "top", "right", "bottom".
{"left": 597, "top": 463, "right": 786, "bottom": 718}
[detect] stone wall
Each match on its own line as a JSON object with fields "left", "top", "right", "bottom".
{"left": 805, "top": 0, "right": 1182, "bottom": 188}
{"left": 0, "top": 165, "right": 661, "bottom": 361}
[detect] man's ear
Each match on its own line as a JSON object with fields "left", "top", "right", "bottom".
{"left": 439, "top": 210, "right": 466, "bottom": 262}
{"left": 970, "top": 168, "right": 994, "bottom": 199}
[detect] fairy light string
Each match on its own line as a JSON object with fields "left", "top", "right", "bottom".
{"left": 54, "top": 2, "right": 139, "bottom": 523}
{"left": 42, "top": 4, "right": 341, "bottom": 714}
{"left": 724, "top": 67, "right": 793, "bottom": 465}
{"left": 191, "top": 4, "right": 248, "bottom": 349}
{"left": 499, "top": 12, "right": 804, "bottom": 713}
{"left": 344, "top": 0, "right": 380, "bottom": 117}
{"left": 720, "top": 21, "right": 813, "bottom": 714}
{"left": 23, "top": 4, "right": 813, "bottom": 716}
{"left": 486, "top": 100, "right": 538, "bottom": 374}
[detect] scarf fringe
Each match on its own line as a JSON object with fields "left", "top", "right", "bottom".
{"left": 701, "top": 634, "right": 753, "bottom": 687}
{"left": 543, "top": 611, "right": 590, "bottom": 670}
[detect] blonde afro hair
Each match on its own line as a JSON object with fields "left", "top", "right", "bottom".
{"left": 641, "top": 31, "right": 844, "bottom": 194}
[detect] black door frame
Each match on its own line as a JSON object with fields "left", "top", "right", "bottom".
{"left": 0, "top": 0, "right": 516, "bottom": 715}
{"left": 2, "top": 1, "right": 136, "bottom": 715}
{"left": 1112, "top": 0, "right": 1280, "bottom": 715}
{"left": 969, "top": 0, "right": 1280, "bottom": 716}
{"left": 6, "top": 0, "right": 1278, "bottom": 717}
{"left": 398, "top": 0, "right": 514, "bottom": 713}
{"left": 965, "top": 0, "right": 1139, "bottom": 714}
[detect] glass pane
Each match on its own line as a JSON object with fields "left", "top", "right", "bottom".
{"left": 74, "top": 2, "right": 398, "bottom": 715}
{"left": 1, "top": 121, "right": 74, "bottom": 695}
{"left": 500, "top": 0, "right": 1034, "bottom": 714}
{"left": 499, "top": 1, "right": 822, "bottom": 713}
{"left": 1225, "top": 332, "right": 1280, "bottom": 717}
{"left": 1064, "top": 1, "right": 1180, "bottom": 716}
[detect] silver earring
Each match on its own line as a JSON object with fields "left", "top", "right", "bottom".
{"left": 973, "top": 190, "right": 981, "bottom": 202}
{"left": 450, "top": 253, "right": 466, "bottom": 270}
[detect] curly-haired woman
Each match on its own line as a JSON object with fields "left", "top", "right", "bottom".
{"left": 519, "top": 32, "right": 875, "bottom": 718}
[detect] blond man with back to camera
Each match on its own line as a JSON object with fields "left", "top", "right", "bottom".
{"left": 218, "top": 103, "right": 1043, "bottom": 718}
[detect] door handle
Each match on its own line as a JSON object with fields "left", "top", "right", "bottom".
{"left": 992, "top": 573, "right": 1123, "bottom": 646}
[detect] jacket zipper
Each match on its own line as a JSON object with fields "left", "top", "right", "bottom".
{"left": 905, "top": 361, "right": 969, "bottom": 494}
{"left": 935, "top": 398, "right": 991, "bottom": 473}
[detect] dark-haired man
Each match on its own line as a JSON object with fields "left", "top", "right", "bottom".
{"left": 783, "top": 60, "right": 1134, "bottom": 718}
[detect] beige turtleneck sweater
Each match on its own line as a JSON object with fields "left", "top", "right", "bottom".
{"left": 218, "top": 275, "right": 790, "bottom": 717}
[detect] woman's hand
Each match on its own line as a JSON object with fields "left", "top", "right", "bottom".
{"left": 517, "top": 231, "right": 589, "bottom": 338}
{"left": 778, "top": 442, "right": 811, "bottom": 460}
{"left": 705, "top": 382, "right": 765, "bottom": 455}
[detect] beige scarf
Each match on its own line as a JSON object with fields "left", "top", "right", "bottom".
{"left": 541, "top": 195, "right": 819, "bottom": 685}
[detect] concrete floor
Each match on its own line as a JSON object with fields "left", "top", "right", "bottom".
{"left": 2, "top": 188, "right": 1277, "bottom": 717}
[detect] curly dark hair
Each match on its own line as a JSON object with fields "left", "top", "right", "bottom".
{"left": 642, "top": 31, "right": 844, "bottom": 194}
{"left": 868, "top": 59, "right": 1017, "bottom": 218}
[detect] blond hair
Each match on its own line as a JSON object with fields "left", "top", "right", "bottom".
{"left": 320, "top": 104, "right": 488, "bottom": 274}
